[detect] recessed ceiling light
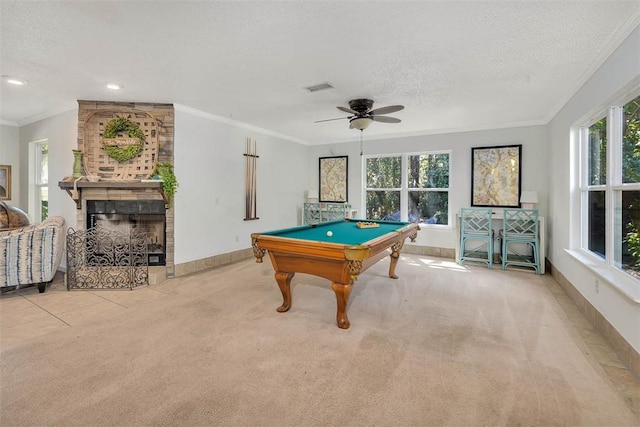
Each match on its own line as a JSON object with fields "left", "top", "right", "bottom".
{"left": 106, "top": 83, "right": 121, "bottom": 90}
{"left": 2, "top": 75, "right": 27, "bottom": 86}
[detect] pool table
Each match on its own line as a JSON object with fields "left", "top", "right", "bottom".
{"left": 251, "top": 219, "right": 420, "bottom": 329}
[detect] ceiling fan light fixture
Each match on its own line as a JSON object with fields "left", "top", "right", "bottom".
{"left": 316, "top": 98, "right": 403, "bottom": 130}
{"left": 350, "top": 117, "right": 373, "bottom": 130}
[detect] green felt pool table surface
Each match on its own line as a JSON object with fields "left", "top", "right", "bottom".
{"left": 263, "top": 219, "right": 411, "bottom": 246}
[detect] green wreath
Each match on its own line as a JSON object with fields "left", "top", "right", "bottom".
{"left": 101, "top": 117, "right": 145, "bottom": 162}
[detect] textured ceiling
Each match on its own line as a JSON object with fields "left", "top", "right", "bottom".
{"left": 1, "top": 1, "right": 639, "bottom": 145}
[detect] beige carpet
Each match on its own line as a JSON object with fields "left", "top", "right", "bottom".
{"left": 1, "top": 255, "right": 638, "bottom": 426}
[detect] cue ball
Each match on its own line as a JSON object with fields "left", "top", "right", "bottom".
{"left": 326, "top": 231, "right": 333, "bottom": 237}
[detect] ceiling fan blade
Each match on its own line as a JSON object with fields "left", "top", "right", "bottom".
{"left": 314, "top": 116, "right": 351, "bottom": 123}
{"left": 371, "top": 116, "right": 401, "bottom": 123}
{"left": 369, "top": 105, "right": 404, "bottom": 115}
{"left": 337, "top": 106, "right": 359, "bottom": 115}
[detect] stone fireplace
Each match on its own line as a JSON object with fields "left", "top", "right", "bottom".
{"left": 59, "top": 101, "right": 175, "bottom": 283}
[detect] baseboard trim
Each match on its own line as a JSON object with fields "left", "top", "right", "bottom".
{"left": 403, "top": 244, "right": 456, "bottom": 259}
{"left": 174, "top": 248, "right": 254, "bottom": 277}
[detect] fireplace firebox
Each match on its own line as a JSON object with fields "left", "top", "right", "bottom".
{"left": 86, "top": 200, "right": 166, "bottom": 266}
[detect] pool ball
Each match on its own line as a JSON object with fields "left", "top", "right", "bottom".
{"left": 326, "top": 231, "right": 333, "bottom": 237}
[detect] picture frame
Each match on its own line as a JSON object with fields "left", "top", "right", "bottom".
{"left": 319, "top": 156, "right": 348, "bottom": 203}
{"left": 471, "top": 145, "right": 521, "bottom": 207}
{"left": 0, "top": 165, "right": 11, "bottom": 200}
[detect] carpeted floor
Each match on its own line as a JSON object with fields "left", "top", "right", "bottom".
{"left": 1, "top": 254, "right": 638, "bottom": 426}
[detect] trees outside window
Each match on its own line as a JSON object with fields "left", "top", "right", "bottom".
{"left": 365, "top": 151, "right": 450, "bottom": 225}
{"left": 365, "top": 156, "right": 401, "bottom": 220}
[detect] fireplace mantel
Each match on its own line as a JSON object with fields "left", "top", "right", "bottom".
{"left": 58, "top": 180, "right": 167, "bottom": 209}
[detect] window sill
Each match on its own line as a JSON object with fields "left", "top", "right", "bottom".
{"left": 564, "top": 249, "right": 640, "bottom": 304}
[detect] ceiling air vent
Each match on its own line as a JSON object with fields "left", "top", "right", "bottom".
{"left": 304, "top": 82, "right": 334, "bottom": 93}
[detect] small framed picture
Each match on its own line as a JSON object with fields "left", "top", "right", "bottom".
{"left": 0, "top": 165, "right": 11, "bottom": 200}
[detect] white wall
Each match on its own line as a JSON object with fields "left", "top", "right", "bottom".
{"left": 173, "top": 109, "right": 309, "bottom": 264}
{"left": 18, "top": 109, "right": 78, "bottom": 225}
{"left": 1, "top": 124, "right": 21, "bottom": 206}
{"left": 548, "top": 25, "right": 640, "bottom": 352}
{"left": 307, "top": 125, "right": 549, "bottom": 250}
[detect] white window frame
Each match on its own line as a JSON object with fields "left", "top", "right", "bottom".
{"left": 576, "top": 90, "right": 640, "bottom": 297}
{"left": 28, "top": 139, "right": 48, "bottom": 223}
{"left": 362, "top": 150, "right": 451, "bottom": 226}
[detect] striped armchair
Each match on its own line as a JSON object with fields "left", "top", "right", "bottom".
{"left": 0, "top": 216, "right": 65, "bottom": 293}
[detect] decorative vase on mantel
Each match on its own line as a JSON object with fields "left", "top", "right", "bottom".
{"left": 72, "top": 149, "right": 83, "bottom": 178}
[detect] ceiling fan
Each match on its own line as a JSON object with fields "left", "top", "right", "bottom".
{"left": 315, "top": 98, "right": 404, "bottom": 130}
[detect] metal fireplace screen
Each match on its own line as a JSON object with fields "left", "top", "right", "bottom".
{"left": 66, "top": 226, "right": 148, "bottom": 290}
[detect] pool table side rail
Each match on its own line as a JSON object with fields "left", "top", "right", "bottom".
{"left": 252, "top": 234, "right": 368, "bottom": 261}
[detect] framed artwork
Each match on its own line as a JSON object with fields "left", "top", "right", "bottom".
{"left": 319, "top": 156, "right": 348, "bottom": 203}
{"left": 0, "top": 165, "right": 11, "bottom": 200}
{"left": 471, "top": 145, "right": 521, "bottom": 207}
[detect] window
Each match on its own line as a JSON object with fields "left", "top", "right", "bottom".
{"left": 364, "top": 151, "right": 450, "bottom": 225}
{"left": 408, "top": 153, "right": 449, "bottom": 225}
{"left": 581, "top": 94, "right": 640, "bottom": 280}
{"left": 29, "top": 140, "right": 48, "bottom": 222}
{"left": 585, "top": 117, "right": 607, "bottom": 257}
{"left": 365, "top": 156, "right": 401, "bottom": 220}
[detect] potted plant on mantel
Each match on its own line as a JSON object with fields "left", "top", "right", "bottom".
{"left": 153, "top": 162, "right": 178, "bottom": 207}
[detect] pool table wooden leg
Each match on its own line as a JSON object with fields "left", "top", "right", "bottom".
{"left": 388, "top": 256, "right": 400, "bottom": 279}
{"left": 275, "top": 271, "right": 295, "bottom": 313}
{"left": 388, "top": 240, "right": 404, "bottom": 279}
{"left": 331, "top": 282, "right": 352, "bottom": 329}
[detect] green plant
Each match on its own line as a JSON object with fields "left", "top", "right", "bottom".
{"left": 101, "top": 117, "right": 145, "bottom": 162}
{"left": 625, "top": 222, "right": 640, "bottom": 267}
{"left": 154, "top": 162, "right": 178, "bottom": 206}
